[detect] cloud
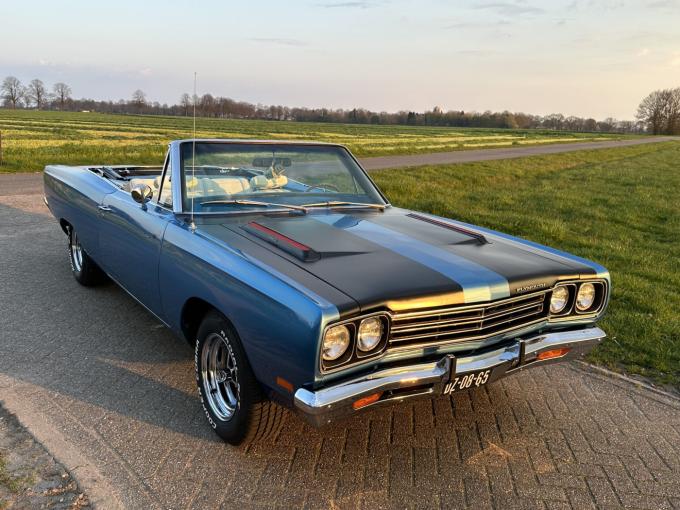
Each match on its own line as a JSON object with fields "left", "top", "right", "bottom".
{"left": 250, "top": 38, "right": 308, "bottom": 47}
{"left": 670, "top": 53, "right": 680, "bottom": 67}
{"left": 139, "top": 67, "right": 153, "bottom": 77}
{"left": 317, "top": 1, "right": 373, "bottom": 8}
{"left": 588, "top": 0, "right": 625, "bottom": 9}
{"left": 454, "top": 49, "right": 499, "bottom": 56}
{"left": 473, "top": 2, "right": 545, "bottom": 16}
{"left": 636, "top": 48, "right": 651, "bottom": 57}
{"left": 444, "top": 19, "right": 510, "bottom": 30}
{"left": 647, "top": 0, "right": 679, "bottom": 8}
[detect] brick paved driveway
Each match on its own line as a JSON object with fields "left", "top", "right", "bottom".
{"left": 0, "top": 185, "right": 679, "bottom": 509}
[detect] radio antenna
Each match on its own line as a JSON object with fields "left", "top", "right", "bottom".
{"left": 190, "top": 71, "right": 197, "bottom": 233}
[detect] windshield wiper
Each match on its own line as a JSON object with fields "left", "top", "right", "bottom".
{"left": 300, "top": 201, "right": 386, "bottom": 211}
{"left": 199, "top": 199, "right": 307, "bottom": 213}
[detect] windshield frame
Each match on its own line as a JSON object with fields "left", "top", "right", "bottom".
{"left": 172, "top": 140, "right": 389, "bottom": 215}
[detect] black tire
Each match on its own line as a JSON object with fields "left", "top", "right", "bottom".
{"left": 195, "top": 311, "right": 285, "bottom": 445}
{"left": 67, "top": 227, "right": 108, "bottom": 286}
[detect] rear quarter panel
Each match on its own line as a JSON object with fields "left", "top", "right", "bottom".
{"left": 44, "top": 165, "right": 115, "bottom": 260}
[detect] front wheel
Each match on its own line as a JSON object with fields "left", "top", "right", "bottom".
{"left": 68, "top": 227, "right": 108, "bottom": 286}
{"left": 195, "top": 311, "right": 285, "bottom": 445}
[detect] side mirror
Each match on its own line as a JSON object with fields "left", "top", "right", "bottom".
{"left": 131, "top": 184, "right": 153, "bottom": 205}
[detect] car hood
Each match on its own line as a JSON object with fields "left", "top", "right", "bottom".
{"left": 201, "top": 207, "right": 606, "bottom": 313}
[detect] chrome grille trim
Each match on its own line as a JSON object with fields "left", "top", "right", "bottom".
{"left": 389, "top": 290, "right": 550, "bottom": 348}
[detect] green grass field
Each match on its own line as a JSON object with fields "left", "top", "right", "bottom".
{"left": 0, "top": 109, "right": 635, "bottom": 173}
{"left": 373, "top": 142, "right": 680, "bottom": 388}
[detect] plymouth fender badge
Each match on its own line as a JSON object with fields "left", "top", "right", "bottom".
{"left": 515, "top": 282, "right": 547, "bottom": 293}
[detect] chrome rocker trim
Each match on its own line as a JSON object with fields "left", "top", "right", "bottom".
{"left": 294, "top": 327, "right": 605, "bottom": 426}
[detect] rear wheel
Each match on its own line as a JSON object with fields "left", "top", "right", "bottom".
{"left": 195, "top": 311, "right": 285, "bottom": 445}
{"left": 68, "top": 227, "right": 108, "bottom": 286}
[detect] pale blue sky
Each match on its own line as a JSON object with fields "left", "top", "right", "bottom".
{"left": 2, "top": 0, "right": 679, "bottom": 119}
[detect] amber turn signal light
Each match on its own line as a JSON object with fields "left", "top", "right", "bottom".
{"left": 352, "top": 392, "right": 383, "bottom": 410}
{"left": 536, "top": 348, "right": 571, "bottom": 361}
{"left": 276, "top": 376, "right": 294, "bottom": 393}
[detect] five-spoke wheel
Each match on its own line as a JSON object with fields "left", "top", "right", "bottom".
{"left": 201, "top": 332, "right": 240, "bottom": 421}
{"left": 195, "top": 311, "right": 285, "bottom": 445}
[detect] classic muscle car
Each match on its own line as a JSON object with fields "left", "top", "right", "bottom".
{"left": 43, "top": 140, "right": 610, "bottom": 445}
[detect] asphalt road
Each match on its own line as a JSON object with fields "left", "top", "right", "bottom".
{"left": 1, "top": 143, "right": 680, "bottom": 508}
{"left": 359, "top": 136, "right": 678, "bottom": 170}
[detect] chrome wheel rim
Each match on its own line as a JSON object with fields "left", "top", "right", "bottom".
{"left": 70, "top": 232, "right": 83, "bottom": 272}
{"left": 201, "top": 333, "right": 239, "bottom": 421}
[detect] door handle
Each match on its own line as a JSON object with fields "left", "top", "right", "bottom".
{"left": 98, "top": 205, "right": 112, "bottom": 212}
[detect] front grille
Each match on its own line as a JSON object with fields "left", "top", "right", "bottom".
{"left": 389, "top": 290, "right": 550, "bottom": 348}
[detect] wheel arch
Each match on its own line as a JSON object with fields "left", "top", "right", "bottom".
{"left": 180, "top": 297, "right": 230, "bottom": 345}
{"left": 59, "top": 218, "right": 71, "bottom": 235}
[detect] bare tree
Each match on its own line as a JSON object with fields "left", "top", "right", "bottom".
{"left": 27, "top": 79, "right": 47, "bottom": 109}
{"left": 53, "top": 82, "right": 72, "bottom": 110}
{"left": 131, "top": 89, "right": 147, "bottom": 113}
{"left": 180, "top": 93, "right": 191, "bottom": 116}
{"left": 199, "top": 93, "right": 216, "bottom": 117}
{"left": 663, "top": 88, "right": 680, "bottom": 135}
{"left": 1, "top": 76, "right": 25, "bottom": 109}
{"left": 637, "top": 90, "right": 665, "bottom": 134}
{"left": 131, "top": 89, "right": 146, "bottom": 105}
{"left": 636, "top": 88, "right": 680, "bottom": 135}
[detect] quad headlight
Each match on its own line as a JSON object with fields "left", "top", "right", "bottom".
{"left": 321, "top": 314, "right": 390, "bottom": 370}
{"left": 576, "top": 282, "right": 596, "bottom": 311}
{"left": 322, "top": 325, "right": 351, "bottom": 361}
{"left": 357, "top": 317, "right": 384, "bottom": 352}
{"left": 549, "top": 280, "right": 606, "bottom": 320}
{"left": 550, "top": 286, "right": 570, "bottom": 314}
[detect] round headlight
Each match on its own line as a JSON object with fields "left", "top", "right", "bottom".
{"left": 357, "top": 317, "right": 384, "bottom": 352}
{"left": 322, "top": 325, "right": 351, "bottom": 361}
{"left": 576, "top": 283, "right": 596, "bottom": 311}
{"left": 550, "top": 286, "right": 569, "bottom": 314}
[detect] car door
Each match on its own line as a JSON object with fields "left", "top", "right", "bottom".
{"left": 98, "top": 159, "right": 173, "bottom": 317}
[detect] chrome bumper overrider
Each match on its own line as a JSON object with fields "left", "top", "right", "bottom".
{"left": 294, "top": 327, "right": 605, "bottom": 426}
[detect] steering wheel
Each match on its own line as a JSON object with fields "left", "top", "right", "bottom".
{"left": 305, "top": 183, "right": 341, "bottom": 193}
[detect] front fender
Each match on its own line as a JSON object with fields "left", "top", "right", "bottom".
{"left": 159, "top": 221, "right": 340, "bottom": 403}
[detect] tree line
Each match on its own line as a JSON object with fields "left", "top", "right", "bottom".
{"left": 2, "top": 75, "right": 678, "bottom": 134}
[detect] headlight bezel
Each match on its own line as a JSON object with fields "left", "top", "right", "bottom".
{"left": 320, "top": 313, "right": 390, "bottom": 372}
{"left": 548, "top": 279, "right": 608, "bottom": 321}
{"left": 574, "top": 281, "right": 606, "bottom": 314}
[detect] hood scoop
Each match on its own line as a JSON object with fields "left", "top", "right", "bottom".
{"left": 406, "top": 213, "right": 489, "bottom": 245}
{"left": 242, "top": 221, "right": 321, "bottom": 262}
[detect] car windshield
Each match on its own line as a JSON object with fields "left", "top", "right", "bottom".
{"left": 180, "top": 142, "right": 386, "bottom": 213}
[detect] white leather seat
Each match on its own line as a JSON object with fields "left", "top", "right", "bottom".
{"left": 208, "top": 176, "right": 251, "bottom": 195}
{"left": 128, "top": 177, "right": 158, "bottom": 191}
{"left": 249, "top": 175, "right": 288, "bottom": 190}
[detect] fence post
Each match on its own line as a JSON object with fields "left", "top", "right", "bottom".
{"left": 0, "top": 131, "right": 3, "bottom": 167}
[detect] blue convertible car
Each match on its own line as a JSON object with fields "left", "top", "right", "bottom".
{"left": 44, "top": 140, "right": 610, "bottom": 445}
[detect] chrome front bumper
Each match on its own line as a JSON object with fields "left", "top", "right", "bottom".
{"left": 294, "top": 327, "right": 605, "bottom": 427}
